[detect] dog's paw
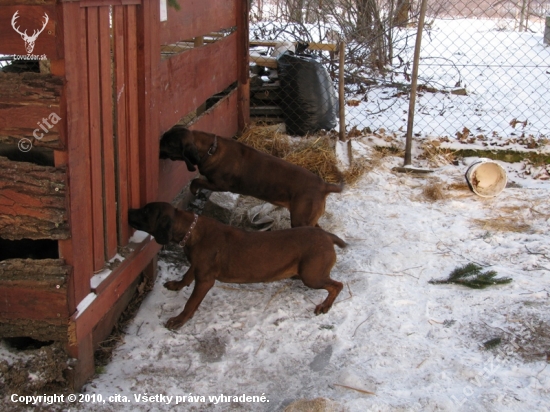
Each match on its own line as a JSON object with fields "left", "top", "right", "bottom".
{"left": 165, "top": 316, "right": 185, "bottom": 330}
{"left": 164, "top": 280, "right": 183, "bottom": 291}
{"left": 314, "top": 304, "right": 331, "bottom": 315}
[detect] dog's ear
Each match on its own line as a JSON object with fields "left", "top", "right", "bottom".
{"left": 152, "top": 214, "right": 173, "bottom": 245}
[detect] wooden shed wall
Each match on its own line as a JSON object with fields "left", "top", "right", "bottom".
{"left": 0, "top": 0, "right": 249, "bottom": 390}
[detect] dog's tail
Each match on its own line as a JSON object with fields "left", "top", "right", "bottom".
{"left": 329, "top": 233, "right": 347, "bottom": 249}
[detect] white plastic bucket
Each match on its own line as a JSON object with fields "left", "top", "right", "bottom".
{"left": 465, "top": 158, "right": 507, "bottom": 197}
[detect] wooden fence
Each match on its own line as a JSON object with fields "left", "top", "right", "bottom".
{"left": 0, "top": 0, "right": 249, "bottom": 389}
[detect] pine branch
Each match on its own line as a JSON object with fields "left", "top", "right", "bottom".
{"left": 429, "top": 263, "right": 512, "bottom": 289}
{"left": 168, "top": 0, "right": 181, "bottom": 11}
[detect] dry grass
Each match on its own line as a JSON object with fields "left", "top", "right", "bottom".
{"left": 423, "top": 181, "right": 446, "bottom": 202}
{"left": 238, "top": 124, "right": 372, "bottom": 185}
{"left": 472, "top": 217, "right": 531, "bottom": 233}
{"left": 238, "top": 124, "right": 291, "bottom": 158}
{"left": 420, "top": 141, "right": 457, "bottom": 166}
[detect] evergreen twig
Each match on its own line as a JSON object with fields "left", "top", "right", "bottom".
{"left": 168, "top": 0, "right": 181, "bottom": 11}
{"left": 429, "top": 263, "right": 512, "bottom": 289}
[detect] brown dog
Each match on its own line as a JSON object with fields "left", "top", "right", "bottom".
{"left": 128, "top": 202, "right": 345, "bottom": 329}
{"left": 159, "top": 126, "right": 343, "bottom": 227}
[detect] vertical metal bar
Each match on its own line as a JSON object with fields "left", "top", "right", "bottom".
{"left": 404, "top": 0, "right": 428, "bottom": 166}
{"left": 338, "top": 40, "right": 346, "bottom": 142}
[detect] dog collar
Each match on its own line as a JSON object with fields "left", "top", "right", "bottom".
{"left": 179, "top": 213, "right": 199, "bottom": 248}
{"left": 207, "top": 135, "right": 218, "bottom": 156}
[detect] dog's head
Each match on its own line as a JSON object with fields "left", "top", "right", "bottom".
{"left": 159, "top": 126, "right": 200, "bottom": 172}
{"left": 128, "top": 202, "right": 175, "bottom": 245}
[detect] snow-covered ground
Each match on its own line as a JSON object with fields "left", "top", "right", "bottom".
{"left": 67, "top": 137, "right": 550, "bottom": 411}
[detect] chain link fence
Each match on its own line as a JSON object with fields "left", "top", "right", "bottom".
{"left": 249, "top": 0, "right": 550, "bottom": 151}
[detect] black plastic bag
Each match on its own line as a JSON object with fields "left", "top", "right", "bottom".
{"left": 277, "top": 52, "right": 338, "bottom": 136}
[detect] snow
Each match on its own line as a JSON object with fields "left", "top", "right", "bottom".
{"left": 71, "top": 16, "right": 550, "bottom": 412}
{"left": 90, "top": 269, "right": 112, "bottom": 290}
{"left": 75, "top": 293, "right": 97, "bottom": 319}
{"left": 129, "top": 231, "right": 150, "bottom": 245}
{"left": 75, "top": 145, "right": 550, "bottom": 411}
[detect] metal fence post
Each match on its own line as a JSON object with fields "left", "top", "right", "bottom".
{"left": 545, "top": 16, "right": 550, "bottom": 45}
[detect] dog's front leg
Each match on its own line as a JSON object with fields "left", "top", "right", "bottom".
{"left": 164, "top": 266, "right": 195, "bottom": 291}
{"left": 165, "top": 279, "right": 215, "bottom": 330}
{"left": 190, "top": 178, "right": 224, "bottom": 196}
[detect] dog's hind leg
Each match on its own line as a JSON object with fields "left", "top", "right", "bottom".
{"left": 290, "top": 196, "right": 326, "bottom": 227}
{"left": 165, "top": 278, "right": 215, "bottom": 329}
{"left": 313, "top": 279, "right": 343, "bottom": 315}
{"left": 164, "top": 266, "right": 195, "bottom": 291}
{"left": 300, "top": 264, "right": 343, "bottom": 315}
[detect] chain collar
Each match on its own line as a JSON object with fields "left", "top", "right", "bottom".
{"left": 179, "top": 213, "right": 198, "bottom": 248}
{"left": 200, "top": 134, "right": 218, "bottom": 163}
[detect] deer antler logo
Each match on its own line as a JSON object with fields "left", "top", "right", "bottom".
{"left": 11, "top": 10, "right": 49, "bottom": 54}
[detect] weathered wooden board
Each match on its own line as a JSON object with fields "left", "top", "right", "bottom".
{"left": 71, "top": 238, "right": 159, "bottom": 346}
{"left": 236, "top": 0, "right": 250, "bottom": 131}
{"left": 0, "top": 157, "right": 68, "bottom": 240}
{"left": 0, "top": 73, "right": 64, "bottom": 149}
{"left": 158, "top": 33, "right": 238, "bottom": 132}
{"left": 62, "top": 2, "right": 94, "bottom": 307}
{"left": 160, "top": 0, "right": 236, "bottom": 46}
{"left": 0, "top": 258, "right": 70, "bottom": 341}
{"left": 0, "top": 5, "right": 58, "bottom": 58}
{"left": 137, "top": 0, "right": 160, "bottom": 205}
{"left": 86, "top": 6, "right": 106, "bottom": 271}
{"left": 158, "top": 89, "right": 238, "bottom": 203}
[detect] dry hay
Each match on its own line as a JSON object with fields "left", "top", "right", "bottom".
{"left": 284, "top": 137, "right": 343, "bottom": 184}
{"left": 238, "top": 124, "right": 291, "bottom": 158}
{"left": 472, "top": 217, "right": 531, "bottom": 233}
{"left": 422, "top": 180, "right": 446, "bottom": 202}
{"left": 373, "top": 144, "right": 405, "bottom": 158}
{"left": 419, "top": 141, "right": 457, "bottom": 166}
{"left": 238, "top": 125, "right": 371, "bottom": 185}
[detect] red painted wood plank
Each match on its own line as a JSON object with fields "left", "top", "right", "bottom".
{"left": 113, "top": 6, "right": 129, "bottom": 245}
{"left": 62, "top": 2, "right": 93, "bottom": 310}
{"left": 158, "top": 33, "right": 238, "bottom": 132}
{"left": 86, "top": 7, "right": 106, "bottom": 271}
{"left": 160, "top": 0, "right": 236, "bottom": 46}
{"left": 71, "top": 238, "right": 160, "bottom": 344}
{"left": 0, "top": 287, "right": 68, "bottom": 321}
{"left": 157, "top": 89, "right": 238, "bottom": 202}
{"left": 125, "top": 5, "right": 141, "bottom": 210}
{"left": 137, "top": 0, "right": 160, "bottom": 204}
{"left": 99, "top": 6, "right": 118, "bottom": 260}
{"left": 0, "top": 5, "right": 58, "bottom": 58}
{"left": 237, "top": 0, "right": 250, "bottom": 132}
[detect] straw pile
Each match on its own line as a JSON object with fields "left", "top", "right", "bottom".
{"left": 419, "top": 141, "right": 457, "bottom": 166}
{"left": 238, "top": 125, "right": 370, "bottom": 185}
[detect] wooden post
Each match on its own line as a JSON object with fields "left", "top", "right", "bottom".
{"left": 404, "top": 0, "right": 428, "bottom": 166}
{"left": 338, "top": 41, "right": 346, "bottom": 142}
{"left": 237, "top": 0, "right": 250, "bottom": 133}
{"left": 137, "top": 0, "right": 160, "bottom": 204}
